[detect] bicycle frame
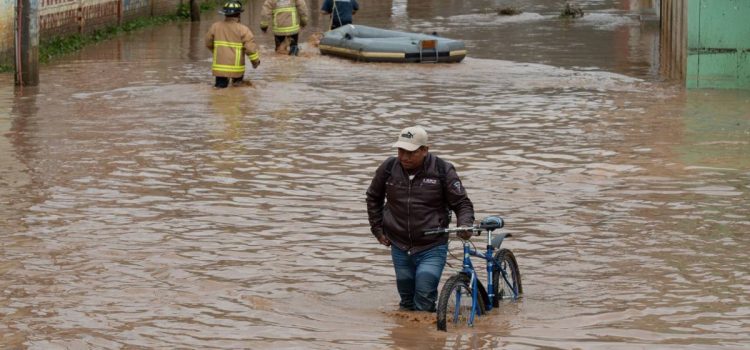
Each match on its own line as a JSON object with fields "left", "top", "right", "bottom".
{"left": 455, "top": 229, "right": 519, "bottom": 326}
{"left": 458, "top": 240, "right": 482, "bottom": 326}
{"left": 429, "top": 216, "right": 520, "bottom": 330}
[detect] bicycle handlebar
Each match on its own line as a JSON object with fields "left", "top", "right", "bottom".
{"left": 424, "top": 216, "right": 505, "bottom": 236}
{"left": 423, "top": 226, "right": 480, "bottom": 236}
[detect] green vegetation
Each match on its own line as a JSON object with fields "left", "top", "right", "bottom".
{"left": 40, "top": 16, "right": 177, "bottom": 64}
{"left": 178, "top": 0, "right": 216, "bottom": 18}
{"left": 0, "top": 1, "right": 217, "bottom": 73}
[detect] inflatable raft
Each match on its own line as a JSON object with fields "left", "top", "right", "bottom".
{"left": 319, "top": 25, "right": 466, "bottom": 63}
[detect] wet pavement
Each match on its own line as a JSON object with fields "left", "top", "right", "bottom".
{"left": 1, "top": 0, "right": 749, "bottom": 348}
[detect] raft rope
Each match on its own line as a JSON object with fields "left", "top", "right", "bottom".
{"left": 329, "top": 0, "right": 342, "bottom": 31}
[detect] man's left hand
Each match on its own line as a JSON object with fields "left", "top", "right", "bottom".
{"left": 377, "top": 234, "right": 391, "bottom": 247}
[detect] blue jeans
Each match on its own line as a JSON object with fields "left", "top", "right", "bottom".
{"left": 391, "top": 244, "right": 448, "bottom": 312}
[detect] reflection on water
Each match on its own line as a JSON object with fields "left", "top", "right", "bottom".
{"left": 0, "top": 84, "right": 34, "bottom": 233}
{"left": 679, "top": 90, "right": 750, "bottom": 169}
{"left": 1, "top": 0, "right": 749, "bottom": 348}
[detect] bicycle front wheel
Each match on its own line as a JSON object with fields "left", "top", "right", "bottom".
{"left": 436, "top": 273, "right": 485, "bottom": 331}
{"left": 492, "top": 248, "right": 522, "bottom": 307}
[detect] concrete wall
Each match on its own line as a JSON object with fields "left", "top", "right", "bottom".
{"left": 0, "top": 0, "right": 184, "bottom": 66}
{"left": 687, "top": 0, "right": 750, "bottom": 89}
{"left": 0, "top": 0, "right": 14, "bottom": 66}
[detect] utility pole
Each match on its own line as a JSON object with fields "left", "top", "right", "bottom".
{"left": 190, "top": 0, "right": 200, "bottom": 21}
{"left": 15, "top": 0, "right": 39, "bottom": 86}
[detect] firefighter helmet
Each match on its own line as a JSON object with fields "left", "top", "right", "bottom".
{"left": 220, "top": 1, "right": 244, "bottom": 15}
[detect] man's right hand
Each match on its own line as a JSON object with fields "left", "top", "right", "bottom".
{"left": 260, "top": 27, "right": 267, "bottom": 33}
{"left": 251, "top": 59, "right": 260, "bottom": 69}
{"left": 457, "top": 229, "right": 474, "bottom": 240}
{"left": 377, "top": 234, "right": 391, "bottom": 247}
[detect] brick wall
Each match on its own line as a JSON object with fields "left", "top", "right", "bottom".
{"left": 0, "top": 0, "right": 187, "bottom": 66}
{"left": 152, "top": 0, "right": 180, "bottom": 17}
{"left": 80, "top": 0, "right": 120, "bottom": 34}
{"left": 123, "top": 0, "right": 150, "bottom": 22}
{"left": 40, "top": 0, "right": 80, "bottom": 39}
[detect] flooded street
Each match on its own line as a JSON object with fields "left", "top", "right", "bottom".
{"left": 1, "top": 0, "right": 749, "bottom": 348}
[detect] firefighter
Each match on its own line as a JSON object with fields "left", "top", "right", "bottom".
{"left": 260, "top": 0, "right": 309, "bottom": 56}
{"left": 205, "top": 1, "right": 261, "bottom": 88}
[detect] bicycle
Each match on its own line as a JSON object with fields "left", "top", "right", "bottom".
{"left": 424, "top": 216, "right": 523, "bottom": 331}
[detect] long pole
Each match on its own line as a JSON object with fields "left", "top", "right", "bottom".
{"left": 190, "top": 0, "right": 200, "bottom": 21}
{"left": 15, "top": 0, "right": 22, "bottom": 86}
{"left": 15, "top": 0, "right": 39, "bottom": 86}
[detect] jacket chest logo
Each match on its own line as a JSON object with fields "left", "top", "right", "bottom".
{"left": 422, "top": 178, "right": 438, "bottom": 185}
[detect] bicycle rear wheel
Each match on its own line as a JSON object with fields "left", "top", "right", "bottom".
{"left": 492, "top": 248, "right": 522, "bottom": 307}
{"left": 436, "top": 273, "right": 486, "bottom": 331}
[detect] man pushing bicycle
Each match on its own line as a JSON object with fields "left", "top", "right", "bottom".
{"left": 365, "top": 126, "right": 475, "bottom": 312}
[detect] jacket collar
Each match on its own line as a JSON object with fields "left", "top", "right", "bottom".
{"left": 400, "top": 152, "right": 433, "bottom": 177}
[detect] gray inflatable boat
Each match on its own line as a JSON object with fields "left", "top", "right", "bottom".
{"left": 319, "top": 25, "right": 466, "bottom": 63}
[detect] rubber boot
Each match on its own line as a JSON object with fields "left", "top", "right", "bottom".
{"left": 289, "top": 44, "right": 299, "bottom": 56}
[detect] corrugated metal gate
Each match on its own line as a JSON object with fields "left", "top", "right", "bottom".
{"left": 687, "top": 0, "right": 750, "bottom": 89}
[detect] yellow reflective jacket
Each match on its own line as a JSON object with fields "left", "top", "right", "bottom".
{"left": 260, "top": 0, "right": 309, "bottom": 36}
{"left": 205, "top": 17, "right": 260, "bottom": 78}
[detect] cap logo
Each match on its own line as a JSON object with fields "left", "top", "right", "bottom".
{"left": 401, "top": 131, "right": 414, "bottom": 139}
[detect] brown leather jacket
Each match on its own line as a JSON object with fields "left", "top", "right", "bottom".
{"left": 205, "top": 17, "right": 260, "bottom": 78}
{"left": 366, "top": 153, "right": 475, "bottom": 255}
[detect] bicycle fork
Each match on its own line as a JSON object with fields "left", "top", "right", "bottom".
{"left": 461, "top": 241, "right": 481, "bottom": 326}
{"left": 469, "top": 271, "right": 479, "bottom": 326}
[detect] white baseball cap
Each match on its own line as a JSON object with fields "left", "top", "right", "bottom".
{"left": 392, "top": 126, "right": 428, "bottom": 151}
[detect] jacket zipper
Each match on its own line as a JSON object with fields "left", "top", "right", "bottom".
{"left": 406, "top": 169, "right": 413, "bottom": 255}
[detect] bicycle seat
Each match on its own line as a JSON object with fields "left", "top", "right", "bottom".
{"left": 479, "top": 216, "right": 504, "bottom": 231}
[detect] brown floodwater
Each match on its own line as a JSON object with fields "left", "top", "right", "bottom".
{"left": 1, "top": 0, "right": 749, "bottom": 348}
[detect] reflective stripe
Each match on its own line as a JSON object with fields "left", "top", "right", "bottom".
{"left": 248, "top": 52, "right": 260, "bottom": 61}
{"left": 212, "top": 64, "right": 245, "bottom": 73}
{"left": 212, "top": 40, "right": 245, "bottom": 73}
{"left": 215, "top": 40, "right": 243, "bottom": 48}
{"left": 272, "top": 6, "right": 299, "bottom": 34}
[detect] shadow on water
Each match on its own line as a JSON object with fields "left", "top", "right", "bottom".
{"left": 1, "top": 0, "right": 749, "bottom": 348}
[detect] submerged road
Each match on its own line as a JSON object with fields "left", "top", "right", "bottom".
{"left": 1, "top": 0, "right": 749, "bottom": 348}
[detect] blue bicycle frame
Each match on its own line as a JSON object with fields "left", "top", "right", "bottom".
{"left": 456, "top": 229, "right": 518, "bottom": 326}
{"left": 459, "top": 239, "right": 483, "bottom": 326}
{"left": 429, "top": 216, "right": 521, "bottom": 330}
